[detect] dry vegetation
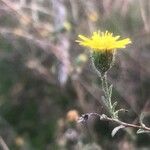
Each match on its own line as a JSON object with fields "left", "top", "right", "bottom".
{"left": 0, "top": 0, "right": 150, "bottom": 149}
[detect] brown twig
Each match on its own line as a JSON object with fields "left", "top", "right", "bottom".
{"left": 78, "top": 113, "right": 150, "bottom": 132}
{"left": 0, "top": 0, "right": 28, "bottom": 20}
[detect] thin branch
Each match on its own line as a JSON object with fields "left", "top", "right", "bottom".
{"left": 139, "top": 0, "right": 150, "bottom": 32}
{"left": 78, "top": 113, "right": 150, "bottom": 132}
{"left": 0, "top": 136, "right": 9, "bottom": 150}
{"left": 0, "top": 0, "right": 25, "bottom": 18}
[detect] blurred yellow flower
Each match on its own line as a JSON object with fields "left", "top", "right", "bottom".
{"left": 78, "top": 54, "right": 88, "bottom": 63}
{"left": 88, "top": 11, "right": 98, "bottom": 22}
{"left": 76, "top": 31, "right": 131, "bottom": 52}
{"left": 15, "top": 137, "right": 24, "bottom": 146}
{"left": 66, "top": 109, "right": 79, "bottom": 122}
{"left": 63, "top": 21, "right": 71, "bottom": 31}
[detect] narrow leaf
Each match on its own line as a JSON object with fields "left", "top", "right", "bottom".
{"left": 137, "top": 129, "right": 150, "bottom": 134}
{"left": 109, "top": 84, "right": 113, "bottom": 97}
{"left": 101, "top": 96, "right": 109, "bottom": 107}
{"left": 111, "top": 125, "right": 125, "bottom": 137}
{"left": 139, "top": 113, "right": 146, "bottom": 127}
{"left": 112, "top": 101, "right": 118, "bottom": 112}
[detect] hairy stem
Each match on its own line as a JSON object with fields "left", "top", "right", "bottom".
{"left": 101, "top": 74, "right": 114, "bottom": 116}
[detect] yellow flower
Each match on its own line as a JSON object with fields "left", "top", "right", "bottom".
{"left": 76, "top": 31, "right": 131, "bottom": 52}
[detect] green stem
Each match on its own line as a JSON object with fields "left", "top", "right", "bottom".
{"left": 101, "top": 73, "right": 113, "bottom": 116}
{"left": 91, "top": 57, "right": 114, "bottom": 117}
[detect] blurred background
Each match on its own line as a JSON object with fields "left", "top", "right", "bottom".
{"left": 0, "top": 0, "right": 150, "bottom": 149}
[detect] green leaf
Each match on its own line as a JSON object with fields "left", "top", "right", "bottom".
{"left": 112, "top": 101, "right": 118, "bottom": 112}
{"left": 109, "top": 84, "right": 113, "bottom": 97}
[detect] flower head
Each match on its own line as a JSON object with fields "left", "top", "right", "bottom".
{"left": 76, "top": 31, "right": 131, "bottom": 52}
